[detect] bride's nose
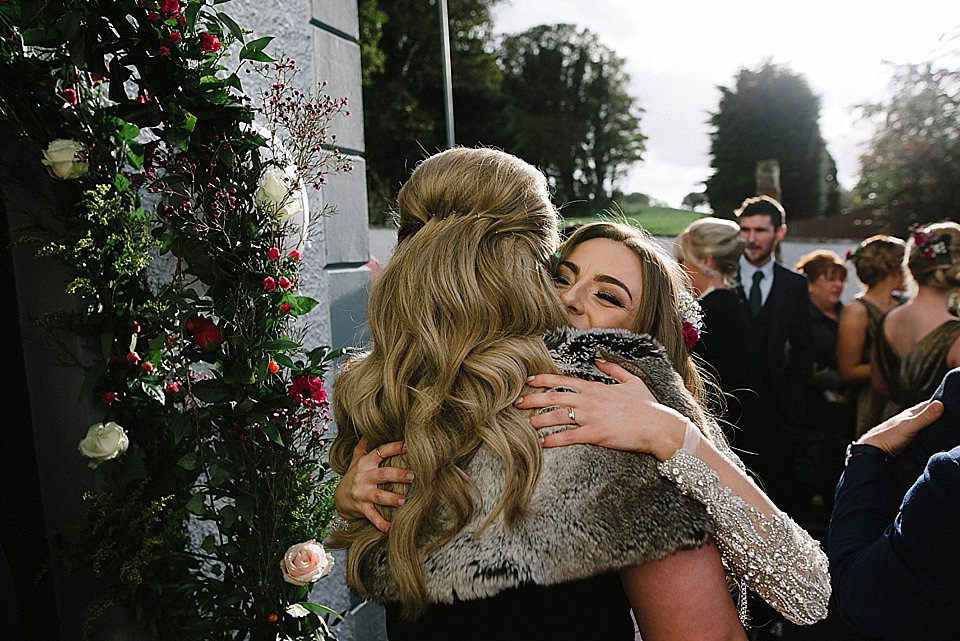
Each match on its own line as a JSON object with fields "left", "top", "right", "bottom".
{"left": 559, "top": 285, "right": 583, "bottom": 316}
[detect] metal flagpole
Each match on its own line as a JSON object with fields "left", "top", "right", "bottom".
{"left": 438, "top": 0, "right": 455, "bottom": 148}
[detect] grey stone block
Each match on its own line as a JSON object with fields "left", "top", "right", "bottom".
{"left": 312, "top": 30, "right": 365, "bottom": 153}
{"left": 311, "top": 0, "right": 359, "bottom": 40}
{"left": 326, "top": 266, "right": 371, "bottom": 348}
{"left": 321, "top": 156, "right": 370, "bottom": 266}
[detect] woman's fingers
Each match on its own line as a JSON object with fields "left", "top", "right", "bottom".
{"left": 529, "top": 407, "right": 576, "bottom": 429}
{"left": 371, "top": 466, "right": 415, "bottom": 485}
{"left": 515, "top": 390, "right": 579, "bottom": 409}
{"left": 361, "top": 504, "right": 392, "bottom": 533}
{"left": 541, "top": 426, "right": 598, "bottom": 448}
{"left": 594, "top": 359, "right": 638, "bottom": 384}
{"left": 370, "top": 439, "right": 406, "bottom": 460}
{"left": 525, "top": 373, "right": 585, "bottom": 390}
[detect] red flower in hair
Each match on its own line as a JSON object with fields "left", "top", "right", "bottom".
{"left": 682, "top": 321, "right": 700, "bottom": 350}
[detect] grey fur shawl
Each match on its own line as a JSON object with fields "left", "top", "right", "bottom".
{"left": 358, "top": 327, "right": 714, "bottom": 604}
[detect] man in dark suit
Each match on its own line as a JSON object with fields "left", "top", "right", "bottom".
{"left": 735, "top": 196, "right": 814, "bottom": 517}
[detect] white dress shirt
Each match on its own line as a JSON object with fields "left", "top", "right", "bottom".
{"left": 739, "top": 254, "right": 775, "bottom": 308}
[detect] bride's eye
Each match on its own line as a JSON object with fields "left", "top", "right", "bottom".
{"left": 596, "top": 291, "right": 625, "bottom": 308}
{"left": 552, "top": 273, "right": 571, "bottom": 286}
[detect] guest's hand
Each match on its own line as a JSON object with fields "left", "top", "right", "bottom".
{"left": 516, "top": 360, "right": 687, "bottom": 462}
{"left": 333, "top": 437, "right": 412, "bottom": 532}
{"left": 857, "top": 399, "right": 944, "bottom": 457}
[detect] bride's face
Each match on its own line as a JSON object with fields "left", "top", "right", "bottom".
{"left": 553, "top": 238, "right": 644, "bottom": 331}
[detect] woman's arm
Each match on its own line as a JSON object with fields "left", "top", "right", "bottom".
{"left": 836, "top": 301, "right": 870, "bottom": 382}
{"left": 517, "top": 361, "right": 830, "bottom": 625}
{"left": 622, "top": 542, "right": 746, "bottom": 641}
{"left": 333, "top": 438, "right": 412, "bottom": 532}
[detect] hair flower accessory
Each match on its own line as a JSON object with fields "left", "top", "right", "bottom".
{"left": 845, "top": 243, "right": 863, "bottom": 262}
{"left": 677, "top": 290, "right": 704, "bottom": 350}
{"left": 909, "top": 223, "right": 951, "bottom": 263}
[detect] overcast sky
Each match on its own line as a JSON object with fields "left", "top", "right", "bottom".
{"left": 492, "top": 0, "right": 960, "bottom": 207}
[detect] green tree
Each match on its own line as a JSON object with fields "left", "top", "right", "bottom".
{"left": 499, "top": 24, "right": 645, "bottom": 215}
{"left": 358, "top": 0, "right": 508, "bottom": 223}
{"left": 854, "top": 62, "right": 960, "bottom": 232}
{"left": 705, "top": 62, "right": 839, "bottom": 220}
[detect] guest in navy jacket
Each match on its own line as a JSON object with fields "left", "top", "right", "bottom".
{"left": 829, "top": 368, "right": 960, "bottom": 639}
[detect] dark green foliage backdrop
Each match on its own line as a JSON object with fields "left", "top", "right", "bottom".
{"left": 705, "top": 62, "right": 839, "bottom": 221}
{"left": 358, "top": 1, "right": 645, "bottom": 222}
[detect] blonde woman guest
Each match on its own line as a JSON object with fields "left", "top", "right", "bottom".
{"left": 836, "top": 235, "right": 906, "bottom": 434}
{"left": 674, "top": 218, "right": 758, "bottom": 450}
{"left": 328, "top": 149, "right": 743, "bottom": 641}
{"left": 874, "top": 223, "right": 960, "bottom": 415}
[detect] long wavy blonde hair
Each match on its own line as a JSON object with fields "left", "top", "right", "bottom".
{"left": 329, "top": 148, "right": 568, "bottom": 617}
{"left": 556, "top": 222, "right": 708, "bottom": 405}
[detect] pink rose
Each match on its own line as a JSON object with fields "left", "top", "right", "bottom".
{"left": 267, "top": 247, "right": 281, "bottom": 261}
{"left": 166, "top": 381, "right": 181, "bottom": 394}
{"left": 279, "top": 302, "right": 292, "bottom": 314}
{"left": 62, "top": 88, "right": 78, "bottom": 105}
{"left": 157, "top": 46, "right": 171, "bottom": 57}
{"left": 263, "top": 276, "right": 276, "bottom": 292}
{"left": 278, "top": 277, "right": 291, "bottom": 290}
{"left": 169, "top": 31, "right": 182, "bottom": 44}
{"left": 141, "top": 361, "right": 154, "bottom": 373}
{"left": 199, "top": 33, "right": 221, "bottom": 53}
{"left": 185, "top": 315, "right": 223, "bottom": 351}
{"left": 160, "top": 0, "right": 180, "bottom": 16}
{"left": 102, "top": 392, "right": 116, "bottom": 405}
{"left": 288, "top": 250, "right": 301, "bottom": 262}
{"left": 127, "top": 351, "right": 141, "bottom": 365}
{"left": 280, "top": 540, "right": 334, "bottom": 586}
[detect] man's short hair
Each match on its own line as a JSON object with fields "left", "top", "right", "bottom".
{"left": 734, "top": 195, "right": 786, "bottom": 229}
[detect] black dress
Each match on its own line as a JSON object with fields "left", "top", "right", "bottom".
{"left": 385, "top": 573, "right": 633, "bottom": 641}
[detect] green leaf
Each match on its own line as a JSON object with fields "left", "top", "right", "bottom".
{"left": 220, "top": 505, "right": 239, "bottom": 530}
{"left": 239, "top": 36, "right": 275, "bottom": 62}
{"left": 300, "top": 603, "right": 344, "bottom": 621}
{"left": 263, "top": 338, "right": 300, "bottom": 351}
{"left": 112, "top": 117, "right": 140, "bottom": 141}
{"left": 182, "top": 110, "right": 197, "bottom": 133}
{"left": 125, "top": 144, "right": 144, "bottom": 169}
{"left": 208, "top": 463, "right": 230, "bottom": 487}
{"left": 192, "top": 379, "right": 233, "bottom": 403}
{"left": 113, "top": 171, "right": 133, "bottom": 191}
{"left": 171, "top": 414, "right": 192, "bottom": 444}
{"left": 291, "top": 295, "right": 319, "bottom": 315}
{"left": 177, "top": 452, "right": 198, "bottom": 470}
{"left": 235, "top": 495, "right": 255, "bottom": 523}
{"left": 273, "top": 353, "right": 296, "bottom": 369}
{"left": 262, "top": 423, "right": 284, "bottom": 446}
{"left": 216, "top": 12, "right": 244, "bottom": 42}
{"left": 186, "top": 492, "right": 207, "bottom": 516}
{"left": 225, "top": 73, "right": 243, "bottom": 91}
{"left": 140, "top": 381, "right": 165, "bottom": 405}
{"left": 21, "top": 26, "right": 61, "bottom": 46}
{"left": 201, "top": 534, "right": 217, "bottom": 554}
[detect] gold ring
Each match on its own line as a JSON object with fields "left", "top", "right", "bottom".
{"left": 375, "top": 447, "right": 384, "bottom": 458}
{"left": 567, "top": 407, "right": 576, "bottom": 424}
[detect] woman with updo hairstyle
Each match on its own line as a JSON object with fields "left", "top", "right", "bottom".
{"left": 329, "top": 149, "right": 830, "bottom": 639}
{"left": 673, "top": 218, "right": 757, "bottom": 448}
{"left": 874, "top": 222, "right": 960, "bottom": 416}
{"left": 836, "top": 235, "right": 906, "bottom": 434}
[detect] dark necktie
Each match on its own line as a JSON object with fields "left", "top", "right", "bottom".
{"left": 749, "top": 270, "right": 765, "bottom": 316}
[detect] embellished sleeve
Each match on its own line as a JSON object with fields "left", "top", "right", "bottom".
{"left": 657, "top": 448, "right": 831, "bottom": 625}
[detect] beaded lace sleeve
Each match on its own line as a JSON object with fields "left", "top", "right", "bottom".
{"left": 657, "top": 444, "right": 831, "bottom": 625}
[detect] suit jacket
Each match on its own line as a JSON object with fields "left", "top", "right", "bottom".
{"left": 739, "top": 262, "right": 814, "bottom": 436}
{"left": 828, "top": 368, "right": 960, "bottom": 640}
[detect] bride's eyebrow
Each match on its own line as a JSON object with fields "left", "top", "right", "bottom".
{"left": 594, "top": 275, "right": 633, "bottom": 303}
{"left": 558, "top": 260, "right": 579, "bottom": 275}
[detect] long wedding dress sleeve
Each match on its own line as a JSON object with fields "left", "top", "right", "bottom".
{"left": 657, "top": 421, "right": 831, "bottom": 626}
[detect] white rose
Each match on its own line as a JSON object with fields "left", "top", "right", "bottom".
{"left": 285, "top": 603, "right": 310, "bottom": 618}
{"left": 256, "top": 166, "right": 305, "bottom": 222}
{"left": 78, "top": 421, "right": 129, "bottom": 468}
{"left": 280, "top": 540, "right": 335, "bottom": 586}
{"left": 41, "top": 138, "right": 88, "bottom": 180}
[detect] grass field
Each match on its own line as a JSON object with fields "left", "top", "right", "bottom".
{"left": 562, "top": 202, "right": 706, "bottom": 236}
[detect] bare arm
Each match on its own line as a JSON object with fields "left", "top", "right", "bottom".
{"left": 622, "top": 543, "right": 746, "bottom": 641}
{"left": 837, "top": 301, "right": 871, "bottom": 382}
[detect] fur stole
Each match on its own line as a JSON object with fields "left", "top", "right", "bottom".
{"left": 357, "top": 327, "right": 714, "bottom": 604}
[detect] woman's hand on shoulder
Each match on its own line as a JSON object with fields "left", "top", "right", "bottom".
{"left": 515, "top": 360, "right": 687, "bottom": 461}
{"left": 334, "top": 437, "right": 412, "bottom": 532}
